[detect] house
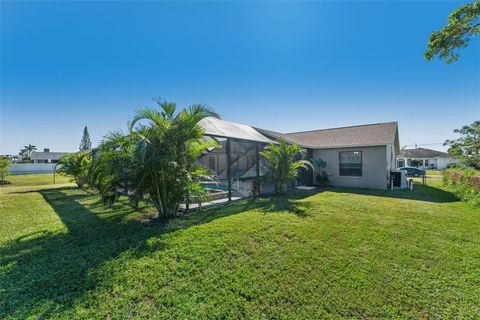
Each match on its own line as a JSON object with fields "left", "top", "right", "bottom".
{"left": 257, "top": 122, "right": 399, "bottom": 190}
{"left": 396, "top": 148, "right": 458, "bottom": 170}
{"left": 30, "top": 148, "right": 70, "bottom": 163}
{"left": 198, "top": 118, "right": 400, "bottom": 191}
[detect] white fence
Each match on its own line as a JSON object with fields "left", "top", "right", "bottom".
{"left": 10, "top": 163, "right": 58, "bottom": 175}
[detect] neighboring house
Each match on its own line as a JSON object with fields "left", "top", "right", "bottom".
{"left": 396, "top": 148, "right": 458, "bottom": 170}
{"left": 30, "top": 148, "right": 70, "bottom": 163}
{"left": 197, "top": 118, "right": 400, "bottom": 190}
{"left": 10, "top": 149, "right": 71, "bottom": 175}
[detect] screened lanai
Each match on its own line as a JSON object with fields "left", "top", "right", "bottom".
{"left": 181, "top": 117, "right": 275, "bottom": 211}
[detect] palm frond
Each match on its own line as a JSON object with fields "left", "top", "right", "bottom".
{"left": 129, "top": 108, "right": 165, "bottom": 132}
{"left": 187, "top": 104, "right": 220, "bottom": 120}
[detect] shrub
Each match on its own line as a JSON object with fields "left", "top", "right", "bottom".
{"left": 0, "top": 157, "right": 11, "bottom": 186}
{"left": 261, "top": 139, "right": 311, "bottom": 195}
{"left": 311, "top": 158, "right": 329, "bottom": 185}
{"left": 90, "top": 147, "right": 136, "bottom": 205}
{"left": 57, "top": 151, "right": 92, "bottom": 188}
{"left": 443, "top": 169, "right": 480, "bottom": 206}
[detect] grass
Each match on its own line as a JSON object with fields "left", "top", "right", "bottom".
{"left": 3, "top": 173, "right": 72, "bottom": 187}
{"left": 426, "top": 169, "right": 442, "bottom": 176}
{"left": 1, "top": 179, "right": 480, "bottom": 319}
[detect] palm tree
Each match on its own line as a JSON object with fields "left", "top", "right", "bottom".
{"left": 97, "top": 98, "right": 219, "bottom": 219}
{"left": 261, "top": 138, "right": 312, "bottom": 195}
{"left": 23, "top": 144, "right": 37, "bottom": 158}
{"left": 57, "top": 151, "right": 92, "bottom": 188}
{"left": 19, "top": 148, "right": 28, "bottom": 160}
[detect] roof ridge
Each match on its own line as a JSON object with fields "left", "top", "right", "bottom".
{"left": 284, "top": 121, "right": 398, "bottom": 135}
{"left": 253, "top": 127, "right": 284, "bottom": 135}
{"left": 32, "top": 151, "right": 69, "bottom": 153}
{"left": 402, "top": 147, "right": 445, "bottom": 150}
{"left": 401, "top": 147, "right": 447, "bottom": 153}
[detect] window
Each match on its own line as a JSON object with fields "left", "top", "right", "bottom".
{"left": 208, "top": 156, "right": 215, "bottom": 171}
{"left": 247, "top": 155, "right": 255, "bottom": 168}
{"left": 424, "top": 159, "right": 429, "bottom": 167}
{"left": 339, "top": 151, "right": 362, "bottom": 176}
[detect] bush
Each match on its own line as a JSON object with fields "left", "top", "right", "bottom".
{"left": 90, "top": 149, "right": 134, "bottom": 205}
{"left": 57, "top": 151, "right": 92, "bottom": 188}
{"left": 311, "top": 158, "right": 329, "bottom": 185}
{"left": 0, "top": 157, "right": 11, "bottom": 186}
{"left": 261, "top": 139, "right": 311, "bottom": 195}
{"left": 443, "top": 169, "right": 480, "bottom": 206}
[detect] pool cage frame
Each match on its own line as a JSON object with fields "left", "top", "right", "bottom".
{"left": 183, "top": 117, "right": 275, "bottom": 211}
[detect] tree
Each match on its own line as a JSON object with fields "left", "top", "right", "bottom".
{"left": 311, "top": 158, "right": 329, "bottom": 185}
{"left": 260, "top": 138, "right": 311, "bottom": 195}
{"left": 79, "top": 126, "right": 92, "bottom": 151}
{"left": 20, "top": 144, "right": 37, "bottom": 160}
{"left": 425, "top": 1, "right": 480, "bottom": 64}
{"left": 444, "top": 121, "right": 480, "bottom": 169}
{"left": 0, "top": 157, "right": 11, "bottom": 185}
{"left": 90, "top": 138, "right": 138, "bottom": 205}
{"left": 96, "top": 98, "right": 219, "bottom": 219}
{"left": 57, "top": 151, "right": 92, "bottom": 188}
{"left": 19, "top": 149, "right": 27, "bottom": 161}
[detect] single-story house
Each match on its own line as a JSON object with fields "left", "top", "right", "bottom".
{"left": 396, "top": 147, "right": 458, "bottom": 170}
{"left": 198, "top": 118, "right": 400, "bottom": 190}
{"left": 256, "top": 122, "right": 399, "bottom": 190}
{"left": 31, "top": 148, "right": 70, "bottom": 163}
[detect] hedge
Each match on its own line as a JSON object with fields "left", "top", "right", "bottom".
{"left": 443, "top": 169, "right": 480, "bottom": 206}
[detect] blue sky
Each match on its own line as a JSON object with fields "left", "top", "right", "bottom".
{"left": 1, "top": 1, "right": 479, "bottom": 154}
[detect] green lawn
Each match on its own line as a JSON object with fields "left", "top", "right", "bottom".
{"left": 425, "top": 169, "right": 443, "bottom": 176}
{"left": 3, "top": 173, "right": 72, "bottom": 187}
{"left": 1, "top": 180, "right": 480, "bottom": 319}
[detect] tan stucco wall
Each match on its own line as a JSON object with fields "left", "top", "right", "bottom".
{"left": 313, "top": 145, "right": 388, "bottom": 190}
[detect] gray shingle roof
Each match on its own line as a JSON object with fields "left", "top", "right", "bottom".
{"left": 253, "top": 127, "right": 286, "bottom": 141}
{"left": 257, "top": 122, "right": 398, "bottom": 149}
{"left": 30, "top": 151, "right": 70, "bottom": 161}
{"left": 398, "top": 148, "right": 448, "bottom": 159}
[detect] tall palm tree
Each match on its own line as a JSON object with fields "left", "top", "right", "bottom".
{"left": 97, "top": 98, "right": 219, "bottom": 219}
{"left": 23, "top": 144, "right": 37, "bottom": 158}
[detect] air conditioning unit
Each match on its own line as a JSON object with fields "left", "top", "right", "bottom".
{"left": 390, "top": 170, "right": 408, "bottom": 189}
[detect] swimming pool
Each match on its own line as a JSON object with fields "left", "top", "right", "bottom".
{"left": 200, "top": 182, "right": 228, "bottom": 191}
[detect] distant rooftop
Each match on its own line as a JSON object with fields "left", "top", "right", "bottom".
{"left": 399, "top": 148, "right": 448, "bottom": 159}
{"left": 30, "top": 150, "right": 70, "bottom": 161}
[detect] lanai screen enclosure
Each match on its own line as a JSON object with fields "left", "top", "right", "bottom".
{"left": 193, "top": 117, "right": 275, "bottom": 208}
